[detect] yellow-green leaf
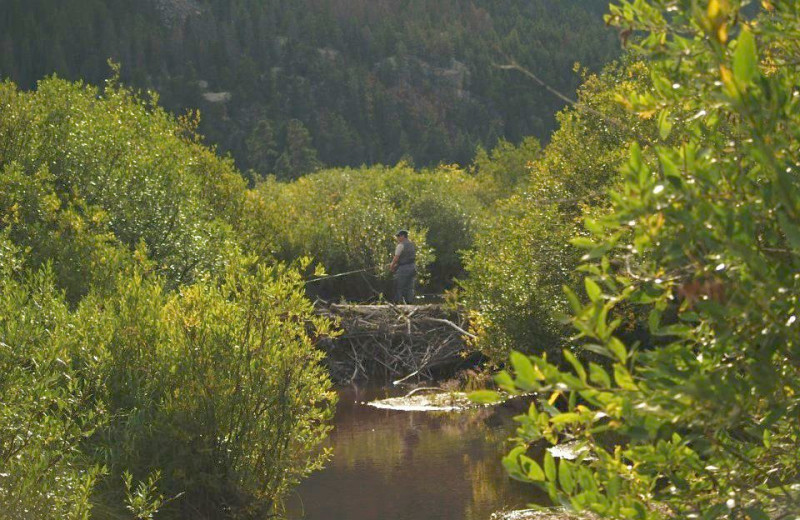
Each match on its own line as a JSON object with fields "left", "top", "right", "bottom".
{"left": 510, "top": 351, "right": 539, "bottom": 390}
{"left": 614, "top": 364, "right": 638, "bottom": 391}
{"left": 544, "top": 452, "right": 557, "bottom": 482}
{"left": 607, "top": 337, "right": 627, "bottom": 363}
{"left": 733, "top": 28, "right": 759, "bottom": 85}
{"left": 585, "top": 278, "right": 602, "bottom": 302}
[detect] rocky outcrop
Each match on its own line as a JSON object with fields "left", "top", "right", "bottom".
{"left": 202, "top": 91, "right": 232, "bottom": 103}
{"left": 376, "top": 56, "right": 472, "bottom": 100}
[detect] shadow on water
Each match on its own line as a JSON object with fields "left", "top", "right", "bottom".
{"left": 286, "top": 385, "right": 548, "bottom": 520}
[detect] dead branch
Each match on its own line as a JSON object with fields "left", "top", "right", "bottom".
{"left": 316, "top": 303, "right": 472, "bottom": 383}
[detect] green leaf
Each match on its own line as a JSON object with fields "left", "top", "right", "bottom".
{"left": 614, "top": 364, "right": 638, "bottom": 390}
{"left": 564, "top": 285, "right": 583, "bottom": 314}
{"left": 502, "top": 446, "right": 528, "bottom": 481}
{"left": 510, "top": 351, "right": 539, "bottom": 390}
{"left": 589, "top": 362, "right": 611, "bottom": 387}
{"left": 648, "top": 309, "right": 661, "bottom": 334}
{"left": 607, "top": 337, "right": 627, "bottom": 363}
{"left": 563, "top": 349, "right": 587, "bottom": 382}
{"left": 762, "top": 428, "right": 772, "bottom": 448}
{"left": 630, "top": 142, "right": 643, "bottom": 172}
{"left": 571, "top": 237, "right": 598, "bottom": 248}
{"left": 585, "top": 278, "right": 602, "bottom": 302}
{"left": 550, "top": 412, "right": 582, "bottom": 425}
{"left": 657, "top": 110, "right": 673, "bottom": 140}
{"left": 584, "top": 218, "right": 604, "bottom": 234}
{"left": 468, "top": 390, "right": 502, "bottom": 404}
{"left": 520, "top": 455, "right": 545, "bottom": 481}
{"left": 544, "top": 452, "right": 557, "bottom": 482}
{"left": 558, "top": 459, "right": 575, "bottom": 494}
{"left": 582, "top": 343, "right": 613, "bottom": 359}
{"left": 659, "top": 149, "right": 679, "bottom": 178}
{"left": 733, "top": 28, "right": 759, "bottom": 85}
{"left": 494, "top": 371, "right": 515, "bottom": 391}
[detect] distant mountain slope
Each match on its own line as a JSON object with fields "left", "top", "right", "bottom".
{"left": 0, "top": 0, "right": 619, "bottom": 176}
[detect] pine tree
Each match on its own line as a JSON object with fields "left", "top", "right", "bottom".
{"left": 246, "top": 119, "right": 279, "bottom": 175}
{"left": 274, "top": 119, "right": 321, "bottom": 179}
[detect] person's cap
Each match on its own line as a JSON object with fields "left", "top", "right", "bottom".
{"left": 395, "top": 229, "right": 409, "bottom": 237}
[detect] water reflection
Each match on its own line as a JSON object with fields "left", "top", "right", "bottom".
{"left": 286, "top": 386, "right": 546, "bottom": 520}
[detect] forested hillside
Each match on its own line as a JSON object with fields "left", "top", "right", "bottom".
{"left": 0, "top": 0, "right": 618, "bottom": 176}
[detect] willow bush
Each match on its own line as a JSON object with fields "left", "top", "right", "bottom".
{"left": 461, "top": 60, "right": 657, "bottom": 362}
{"left": 0, "top": 76, "right": 335, "bottom": 519}
{"left": 481, "top": 1, "right": 800, "bottom": 517}
{"left": 0, "top": 74, "right": 244, "bottom": 302}
{"left": 0, "top": 236, "right": 104, "bottom": 519}
{"left": 82, "top": 259, "right": 335, "bottom": 518}
{"left": 246, "top": 163, "right": 484, "bottom": 299}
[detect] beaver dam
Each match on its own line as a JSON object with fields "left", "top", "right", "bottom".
{"left": 316, "top": 303, "right": 477, "bottom": 383}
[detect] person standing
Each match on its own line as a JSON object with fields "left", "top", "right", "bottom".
{"left": 389, "top": 230, "right": 416, "bottom": 303}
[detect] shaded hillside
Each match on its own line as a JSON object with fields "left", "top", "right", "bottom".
{"left": 0, "top": 0, "right": 619, "bottom": 176}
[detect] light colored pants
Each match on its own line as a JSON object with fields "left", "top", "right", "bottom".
{"left": 394, "top": 264, "right": 416, "bottom": 303}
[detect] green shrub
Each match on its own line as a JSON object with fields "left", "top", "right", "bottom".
{"left": 0, "top": 236, "right": 105, "bottom": 519}
{"left": 461, "top": 61, "right": 656, "bottom": 362}
{"left": 82, "top": 259, "right": 335, "bottom": 518}
{"left": 0, "top": 75, "right": 335, "bottom": 519}
{"left": 0, "top": 245, "right": 334, "bottom": 519}
{"left": 0, "top": 76, "right": 243, "bottom": 301}
{"left": 490, "top": 1, "right": 800, "bottom": 517}
{"left": 471, "top": 137, "right": 542, "bottom": 202}
{"left": 246, "top": 163, "right": 483, "bottom": 299}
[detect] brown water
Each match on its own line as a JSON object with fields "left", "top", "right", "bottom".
{"left": 286, "top": 386, "right": 547, "bottom": 520}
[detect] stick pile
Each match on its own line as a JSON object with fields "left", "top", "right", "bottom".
{"left": 316, "top": 303, "right": 473, "bottom": 383}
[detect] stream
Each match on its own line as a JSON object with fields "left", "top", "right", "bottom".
{"left": 286, "top": 386, "right": 547, "bottom": 520}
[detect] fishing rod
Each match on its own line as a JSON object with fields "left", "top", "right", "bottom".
{"left": 304, "top": 265, "right": 383, "bottom": 284}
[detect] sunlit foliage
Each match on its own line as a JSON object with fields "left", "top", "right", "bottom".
{"left": 0, "top": 75, "right": 244, "bottom": 302}
{"left": 246, "top": 163, "right": 485, "bottom": 299}
{"left": 83, "top": 259, "right": 335, "bottom": 518}
{"left": 461, "top": 61, "right": 655, "bottom": 362}
{"left": 487, "top": 1, "right": 800, "bottom": 517}
{"left": 0, "top": 77, "right": 334, "bottom": 518}
{"left": 0, "top": 236, "right": 104, "bottom": 519}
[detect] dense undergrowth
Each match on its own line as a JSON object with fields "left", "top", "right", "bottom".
{"left": 473, "top": 1, "right": 800, "bottom": 518}
{"left": 0, "top": 76, "right": 334, "bottom": 519}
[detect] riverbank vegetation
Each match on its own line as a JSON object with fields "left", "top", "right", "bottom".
{"left": 244, "top": 163, "right": 483, "bottom": 299}
{"left": 476, "top": 0, "right": 800, "bottom": 518}
{"left": 4, "top": 0, "right": 800, "bottom": 517}
{"left": 0, "top": 76, "right": 334, "bottom": 518}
